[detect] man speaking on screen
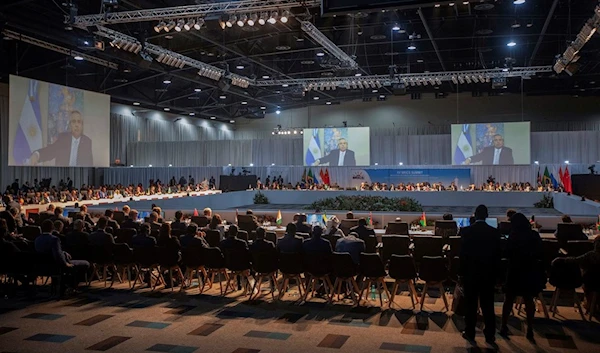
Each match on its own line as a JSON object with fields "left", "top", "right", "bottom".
{"left": 28, "top": 110, "right": 94, "bottom": 166}
{"left": 313, "top": 138, "right": 356, "bottom": 166}
{"left": 464, "top": 134, "right": 513, "bottom": 165}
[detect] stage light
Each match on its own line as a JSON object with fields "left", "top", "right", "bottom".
{"left": 262, "top": 75, "right": 270, "bottom": 79}
{"left": 210, "top": 116, "right": 216, "bottom": 120}
{"left": 219, "top": 17, "right": 226, "bottom": 30}
{"left": 326, "top": 101, "right": 332, "bottom": 105}
{"left": 73, "top": 55, "right": 84, "bottom": 61}
{"left": 133, "top": 102, "right": 140, "bottom": 106}
{"left": 272, "top": 131, "right": 275, "bottom": 135}
{"left": 281, "top": 10, "right": 290, "bottom": 23}
{"left": 276, "top": 110, "right": 281, "bottom": 114}
{"left": 435, "top": 4, "right": 440, "bottom": 8}
{"left": 163, "top": 107, "right": 170, "bottom": 111}
{"left": 268, "top": 11, "right": 278, "bottom": 24}
{"left": 226, "top": 15, "right": 236, "bottom": 28}
{"left": 271, "top": 163, "right": 275, "bottom": 166}
{"left": 174, "top": 19, "right": 184, "bottom": 32}
{"left": 228, "top": 163, "right": 232, "bottom": 166}
{"left": 130, "top": 165, "right": 133, "bottom": 167}
{"left": 230, "top": 120, "right": 235, "bottom": 123}
{"left": 316, "top": 52, "right": 325, "bottom": 57}
{"left": 399, "top": 162, "right": 403, "bottom": 165}
{"left": 163, "top": 79, "right": 171, "bottom": 84}
{"left": 189, "top": 112, "right": 195, "bottom": 116}
{"left": 169, "top": 164, "right": 172, "bottom": 167}
{"left": 408, "top": 43, "right": 417, "bottom": 50}
{"left": 184, "top": 19, "right": 194, "bottom": 31}
{"left": 194, "top": 88, "right": 202, "bottom": 92}
{"left": 375, "top": 163, "right": 379, "bottom": 166}
{"left": 565, "top": 160, "right": 570, "bottom": 164}
{"left": 282, "top": 84, "right": 289, "bottom": 87}
{"left": 248, "top": 13, "right": 258, "bottom": 26}
{"left": 259, "top": 12, "right": 268, "bottom": 25}
{"left": 293, "top": 130, "right": 297, "bottom": 134}
{"left": 194, "top": 18, "right": 204, "bottom": 30}
{"left": 300, "top": 130, "right": 303, "bottom": 134}
{"left": 514, "top": 0, "right": 525, "bottom": 4}
{"left": 534, "top": 161, "right": 539, "bottom": 165}
{"left": 260, "top": 106, "right": 266, "bottom": 109}
{"left": 219, "top": 95, "right": 226, "bottom": 99}
{"left": 313, "top": 96, "right": 319, "bottom": 100}
{"left": 154, "top": 21, "right": 165, "bottom": 33}
{"left": 392, "top": 24, "right": 400, "bottom": 31}
{"left": 237, "top": 14, "right": 247, "bottom": 27}
{"left": 241, "top": 101, "right": 247, "bottom": 105}
{"left": 149, "top": 164, "right": 153, "bottom": 167}
{"left": 250, "top": 163, "right": 254, "bottom": 166}
{"left": 507, "top": 41, "right": 516, "bottom": 47}
{"left": 164, "top": 20, "right": 175, "bottom": 32}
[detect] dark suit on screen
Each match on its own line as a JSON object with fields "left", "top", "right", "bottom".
{"left": 317, "top": 149, "right": 356, "bottom": 166}
{"left": 35, "top": 132, "right": 93, "bottom": 166}
{"left": 469, "top": 146, "right": 514, "bottom": 165}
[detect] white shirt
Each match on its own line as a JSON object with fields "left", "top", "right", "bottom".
{"left": 493, "top": 148, "right": 502, "bottom": 165}
{"left": 69, "top": 136, "right": 80, "bottom": 166}
{"left": 338, "top": 150, "right": 346, "bottom": 166}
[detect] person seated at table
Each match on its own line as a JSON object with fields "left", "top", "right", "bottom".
{"left": 554, "top": 214, "right": 588, "bottom": 248}
{"left": 219, "top": 225, "right": 248, "bottom": 250}
{"left": 78, "top": 205, "right": 95, "bottom": 226}
{"left": 303, "top": 225, "right": 332, "bottom": 255}
{"left": 335, "top": 231, "right": 365, "bottom": 265}
{"left": 171, "top": 210, "right": 187, "bottom": 231}
{"left": 132, "top": 223, "right": 156, "bottom": 248}
{"left": 350, "top": 218, "right": 377, "bottom": 253}
{"left": 277, "top": 223, "right": 303, "bottom": 253}
{"left": 180, "top": 223, "right": 208, "bottom": 249}
{"left": 121, "top": 209, "right": 140, "bottom": 231}
{"left": 238, "top": 209, "right": 260, "bottom": 233}
{"left": 325, "top": 216, "right": 344, "bottom": 237}
{"left": 345, "top": 212, "right": 354, "bottom": 220}
{"left": 207, "top": 214, "right": 225, "bottom": 239}
{"left": 146, "top": 212, "right": 162, "bottom": 232}
{"left": 294, "top": 213, "right": 312, "bottom": 236}
{"left": 443, "top": 213, "right": 453, "bottom": 221}
{"left": 250, "top": 227, "right": 275, "bottom": 253}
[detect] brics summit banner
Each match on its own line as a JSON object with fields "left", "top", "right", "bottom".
{"left": 348, "top": 168, "right": 471, "bottom": 188}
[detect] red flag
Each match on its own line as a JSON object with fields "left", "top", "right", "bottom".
{"left": 564, "top": 166, "right": 572, "bottom": 193}
{"left": 319, "top": 169, "right": 325, "bottom": 184}
{"left": 324, "top": 168, "right": 331, "bottom": 185}
{"left": 558, "top": 166, "right": 564, "bottom": 187}
{"left": 114, "top": 206, "right": 118, "bottom": 211}
{"left": 193, "top": 208, "right": 199, "bottom": 216}
{"left": 368, "top": 211, "right": 373, "bottom": 226}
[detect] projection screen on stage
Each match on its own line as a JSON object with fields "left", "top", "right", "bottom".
{"left": 451, "top": 122, "right": 530, "bottom": 165}
{"left": 304, "top": 127, "right": 370, "bottom": 167}
{"left": 8, "top": 75, "right": 110, "bottom": 167}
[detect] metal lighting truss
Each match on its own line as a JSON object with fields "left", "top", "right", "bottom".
{"left": 252, "top": 66, "right": 553, "bottom": 89}
{"left": 554, "top": 5, "right": 600, "bottom": 74}
{"left": 300, "top": 20, "right": 359, "bottom": 69}
{"left": 2, "top": 29, "right": 119, "bottom": 70}
{"left": 95, "top": 26, "right": 251, "bottom": 86}
{"left": 70, "top": 0, "right": 320, "bottom": 28}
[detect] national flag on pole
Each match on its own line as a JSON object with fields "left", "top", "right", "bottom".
{"left": 324, "top": 168, "right": 331, "bottom": 185}
{"left": 305, "top": 128, "right": 322, "bottom": 165}
{"left": 558, "top": 166, "right": 565, "bottom": 187}
{"left": 193, "top": 208, "right": 199, "bottom": 216}
{"left": 319, "top": 169, "right": 325, "bottom": 184}
{"left": 537, "top": 166, "right": 542, "bottom": 185}
{"left": 276, "top": 210, "right": 282, "bottom": 226}
{"left": 114, "top": 207, "right": 118, "bottom": 211}
{"left": 307, "top": 169, "right": 314, "bottom": 184}
{"left": 564, "top": 166, "right": 572, "bottom": 193}
{"left": 419, "top": 212, "right": 427, "bottom": 227}
{"left": 13, "top": 79, "right": 43, "bottom": 164}
{"left": 550, "top": 172, "right": 559, "bottom": 189}
{"left": 301, "top": 168, "right": 307, "bottom": 183}
{"left": 542, "top": 166, "right": 551, "bottom": 186}
{"left": 368, "top": 211, "right": 373, "bottom": 226}
{"left": 322, "top": 211, "right": 328, "bottom": 225}
{"left": 454, "top": 124, "right": 473, "bottom": 165}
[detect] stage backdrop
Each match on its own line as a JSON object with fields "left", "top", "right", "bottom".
{"left": 452, "top": 122, "right": 530, "bottom": 166}
{"left": 8, "top": 75, "right": 110, "bottom": 167}
{"left": 303, "top": 127, "right": 370, "bottom": 166}
{"left": 348, "top": 168, "right": 471, "bottom": 188}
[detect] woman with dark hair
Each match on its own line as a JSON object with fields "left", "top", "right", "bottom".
{"left": 500, "top": 213, "right": 543, "bottom": 341}
{"left": 158, "top": 223, "right": 182, "bottom": 287}
{"left": 208, "top": 214, "right": 225, "bottom": 239}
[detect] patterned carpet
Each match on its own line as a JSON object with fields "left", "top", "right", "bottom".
{"left": 0, "top": 278, "right": 598, "bottom": 353}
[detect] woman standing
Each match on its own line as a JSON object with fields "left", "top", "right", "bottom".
{"left": 500, "top": 213, "right": 543, "bottom": 341}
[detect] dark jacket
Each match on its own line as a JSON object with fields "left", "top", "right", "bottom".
{"left": 121, "top": 219, "right": 140, "bottom": 231}
{"left": 505, "top": 229, "right": 544, "bottom": 296}
{"left": 171, "top": 220, "right": 187, "bottom": 231}
{"left": 294, "top": 222, "right": 312, "bottom": 236}
{"left": 250, "top": 238, "right": 275, "bottom": 253}
{"left": 180, "top": 234, "right": 208, "bottom": 249}
{"left": 132, "top": 234, "right": 157, "bottom": 248}
{"left": 65, "top": 230, "right": 90, "bottom": 249}
{"left": 277, "top": 234, "right": 304, "bottom": 253}
{"left": 35, "top": 233, "right": 69, "bottom": 266}
{"left": 219, "top": 236, "right": 248, "bottom": 251}
{"left": 350, "top": 224, "right": 377, "bottom": 253}
{"left": 318, "top": 149, "right": 356, "bottom": 166}
{"left": 469, "top": 146, "right": 514, "bottom": 165}
{"left": 459, "top": 220, "right": 502, "bottom": 284}
{"left": 302, "top": 237, "right": 332, "bottom": 255}
{"left": 89, "top": 229, "right": 115, "bottom": 248}
{"left": 35, "top": 132, "right": 94, "bottom": 166}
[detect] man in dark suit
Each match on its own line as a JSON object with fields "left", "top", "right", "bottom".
{"left": 79, "top": 205, "right": 95, "bottom": 226}
{"left": 52, "top": 206, "right": 71, "bottom": 228}
{"left": 65, "top": 219, "right": 90, "bottom": 251}
{"left": 465, "top": 134, "right": 514, "bottom": 165}
{"left": 38, "top": 204, "right": 55, "bottom": 224}
{"left": 0, "top": 207, "right": 19, "bottom": 234}
{"left": 458, "top": 205, "right": 502, "bottom": 344}
{"left": 302, "top": 225, "right": 332, "bottom": 255}
{"left": 104, "top": 209, "right": 120, "bottom": 231}
{"left": 29, "top": 110, "right": 94, "bottom": 166}
{"left": 121, "top": 209, "right": 140, "bottom": 231}
{"left": 132, "top": 224, "right": 157, "bottom": 249}
{"left": 277, "top": 223, "right": 304, "bottom": 253}
{"left": 250, "top": 227, "right": 275, "bottom": 253}
{"left": 146, "top": 212, "right": 162, "bottom": 232}
{"left": 219, "top": 225, "right": 248, "bottom": 251}
{"left": 294, "top": 214, "right": 312, "bottom": 237}
{"left": 89, "top": 217, "right": 115, "bottom": 249}
{"left": 313, "top": 138, "right": 356, "bottom": 166}
{"left": 350, "top": 218, "right": 377, "bottom": 253}
{"left": 171, "top": 211, "right": 187, "bottom": 231}
{"left": 180, "top": 223, "right": 208, "bottom": 249}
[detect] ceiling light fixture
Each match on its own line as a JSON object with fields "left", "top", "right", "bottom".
{"left": 163, "top": 79, "right": 172, "bottom": 84}
{"left": 281, "top": 10, "right": 290, "bottom": 23}
{"left": 164, "top": 20, "right": 175, "bottom": 32}
{"left": 154, "top": 21, "right": 165, "bottom": 33}
{"left": 194, "top": 88, "right": 202, "bottom": 92}
{"left": 507, "top": 41, "right": 516, "bottom": 47}
{"left": 184, "top": 19, "right": 194, "bottom": 31}
{"left": 392, "top": 24, "right": 400, "bottom": 31}
{"left": 226, "top": 15, "right": 236, "bottom": 28}
{"left": 174, "top": 19, "right": 184, "bottom": 32}
{"left": 407, "top": 43, "right": 417, "bottom": 50}
{"left": 133, "top": 102, "right": 140, "bottom": 106}
{"left": 268, "top": 11, "right": 278, "bottom": 24}
{"left": 73, "top": 55, "right": 84, "bottom": 61}
{"left": 248, "top": 13, "right": 258, "bottom": 26}
{"left": 237, "top": 14, "right": 247, "bottom": 27}
{"left": 210, "top": 116, "right": 216, "bottom": 120}
{"left": 514, "top": 0, "right": 525, "bottom": 4}
{"left": 194, "top": 18, "right": 204, "bottom": 30}
{"left": 258, "top": 12, "right": 268, "bottom": 25}
{"left": 164, "top": 107, "right": 170, "bottom": 111}
{"left": 316, "top": 52, "right": 325, "bottom": 57}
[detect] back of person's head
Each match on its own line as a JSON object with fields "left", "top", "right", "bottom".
{"left": 210, "top": 214, "right": 222, "bottom": 229}
{"left": 286, "top": 222, "right": 296, "bottom": 236}
{"left": 53, "top": 220, "right": 64, "bottom": 232}
{"left": 54, "top": 206, "right": 63, "bottom": 216}
{"left": 47, "top": 204, "right": 55, "bottom": 211}
{"left": 186, "top": 223, "right": 198, "bottom": 236}
{"left": 104, "top": 209, "right": 114, "bottom": 218}
{"left": 298, "top": 213, "right": 307, "bottom": 223}
{"left": 130, "top": 209, "right": 138, "bottom": 220}
{"left": 203, "top": 207, "right": 212, "bottom": 217}
{"left": 246, "top": 209, "right": 253, "bottom": 215}
{"left": 510, "top": 213, "right": 531, "bottom": 233}
{"left": 96, "top": 216, "right": 108, "bottom": 229}
{"left": 395, "top": 217, "right": 402, "bottom": 222}
{"left": 256, "top": 226, "right": 265, "bottom": 239}
{"left": 326, "top": 216, "right": 340, "bottom": 229}
{"left": 8, "top": 207, "right": 18, "bottom": 217}
{"left": 442, "top": 213, "right": 453, "bottom": 220}
{"left": 561, "top": 215, "right": 573, "bottom": 223}
{"left": 346, "top": 211, "right": 354, "bottom": 219}
{"left": 293, "top": 213, "right": 300, "bottom": 222}
{"left": 80, "top": 204, "right": 87, "bottom": 212}
{"left": 139, "top": 223, "right": 151, "bottom": 235}
{"left": 159, "top": 223, "right": 171, "bottom": 240}
{"left": 312, "top": 225, "right": 323, "bottom": 238}
{"left": 41, "top": 219, "right": 54, "bottom": 233}
{"left": 123, "top": 205, "right": 130, "bottom": 214}
{"left": 73, "top": 219, "right": 85, "bottom": 231}
{"left": 506, "top": 209, "right": 517, "bottom": 219}
{"left": 152, "top": 207, "right": 162, "bottom": 216}
{"left": 175, "top": 210, "right": 183, "bottom": 220}
{"left": 474, "top": 205, "right": 488, "bottom": 220}
{"left": 228, "top": 224, "right": 238, "bottom": 237}
{"left": 150, "top": 211, "right": 159, "bottom": 222}
{"left": 358, "top": 218, "right": 367, "bottom": 226}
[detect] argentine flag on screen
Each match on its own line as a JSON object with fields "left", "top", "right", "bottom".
{"left": 454, "top": 124, "right": 473, "bottom": 165}
{"left": 305, "top": 128, "right": 322, "bottom": 165}
{"left": 13, "top": 79, "right": 43, "bottom": 164}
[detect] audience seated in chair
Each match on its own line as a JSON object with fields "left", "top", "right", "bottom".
{"left": 277, "top": 223, "right": 303, "bottom": 253}
{"left": 219, "top": 224, "right": 248, "bottom": 251}
{"left": 350, "top": 218, "right": 377, "bottom": 253}
{"left": 104, "top": 209, "right": 120, "bottom": 231}
{"left": 89, "top": 216, "right": 115, "bottom": 250}
{"left": 237, "top": 210, "right": 260, "bottom": 233}
{"left": 180, "top": 223, "right": 208, "bottom": 249}
{"left": 121, "top": 210, "right": 140, "bottom": 231}
{"left": 250, "top": 227, "right": 276, "bottom": 253}
{"left": 171, "top": 210, "right": 187, "bottom": 231}
{"left": 554, "top": 215, "right": 588, "bottom": 248}
{"left": 335, "top": 231, "right": 365, "bottom": 265}
{"left": 303, "top": 225, "right": 332, "bottom": 255}
{"left": 132, "top": 223, "right": 157, "bottom": 249}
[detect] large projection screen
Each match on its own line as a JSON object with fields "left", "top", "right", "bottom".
{"left": 303, "top": 127, "right": 370, "bottom": 166}
{"left": 8, "top": 75, "right": 110, "bottom": 167}
{"left": 451, "top": 122, "right": 531, "bottom": 165}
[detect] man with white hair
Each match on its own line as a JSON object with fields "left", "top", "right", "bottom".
{"left": 325, "top": 216, "right": 344, "bottom": 237}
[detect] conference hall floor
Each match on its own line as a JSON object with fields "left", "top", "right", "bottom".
{"left": 0, "top": 278, "right": 598, "bottom": 353}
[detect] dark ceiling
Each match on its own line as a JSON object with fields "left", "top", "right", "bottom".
{"left": 0, "top": 0, "right": 599, "bottom": 124}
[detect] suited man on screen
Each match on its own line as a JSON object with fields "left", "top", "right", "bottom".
{"left": 464, "top": 134, "right": 514, "bottom": 165}
{"left": 312, "top": 138, "right": 356, "bottom": 166}
{"left": 28, "top": 110, "right": 93, "bottom": 166}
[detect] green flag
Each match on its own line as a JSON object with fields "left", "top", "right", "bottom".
{"left": 276, "top": 210, "right": 282, "bottom": 226}
{"left": 543, "top": 166, "right": 551, "bottom": 186}
{"left": 301, "top": 168, "right": 307, "bottom": 182}
{"left": 307, "top": 169, "right": 314, "bottom": 183}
